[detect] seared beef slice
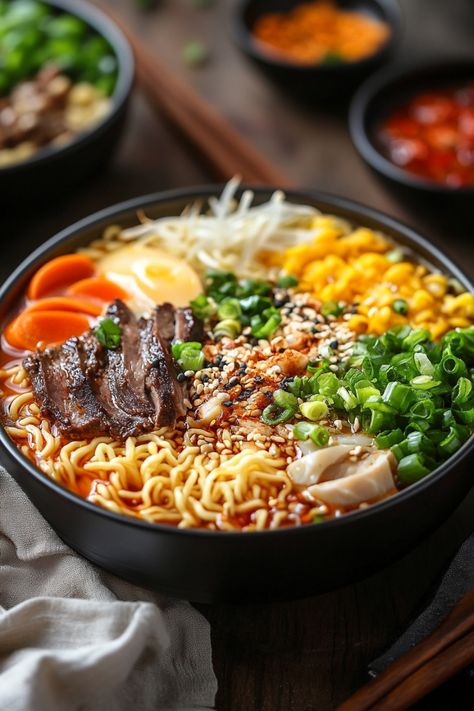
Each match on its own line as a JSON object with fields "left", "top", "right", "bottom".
{"left": 23, "top": 299, "right": 203, "bottom": 439}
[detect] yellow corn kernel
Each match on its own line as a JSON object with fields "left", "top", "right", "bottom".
{"left": 347, "top": 315, "right": 369, "bottom": 333}
{"left": 423, "top": 274, "right": 448, "bottom": 298}
{"left": 384, "top": 262, "right": 415, "bottom": 285}
{"left": 442, "top": 293, "right": 474, "bottom": 317}
{"left": 413, "top": 309, "right": 435, "bottom": 324}
{"left": 410, "top": 290, "right": 434, "bottom": 313}
{"left": 430, "top": 319, "right": 450, "bottom": 340}
{"left": 449, "top": 317, "right": 472, "bottom": 328}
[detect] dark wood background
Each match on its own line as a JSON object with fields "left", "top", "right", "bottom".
{"left": 2, "top": 1, "right": 474, "bottom": 709}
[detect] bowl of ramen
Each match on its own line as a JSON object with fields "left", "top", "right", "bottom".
{"left": 350, "top": 60, "right": 474, "bottom": 206}
{"left": 233, "top": 0, "right": 400, "bottom": 101}
{"left": 1, "top": 182, "right": 473, "bottom": 602}
{"left": 0, "top": 0, "right": 134, "bottom": 201}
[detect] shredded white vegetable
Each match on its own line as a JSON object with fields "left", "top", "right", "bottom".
{"left": 120, "top": 178, "right": 347, "bottom": 278}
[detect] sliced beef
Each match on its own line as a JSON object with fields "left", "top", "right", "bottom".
{"left": 23, "top": 299, "right": 203, "bottom": 440}
{"left": 175, "top": 307, "right": 204, "bottom": 343}
{"left": 140, "top": 307, "right": 184, "bottom": 426}
{"left": 23, "top": 337, "right": 109, "bottom": 438}
{"left": 155, "top": 302, "right": 176, "bottom": 343}
{"left": 94, "top": 301, "right": 155, "bottom": 438}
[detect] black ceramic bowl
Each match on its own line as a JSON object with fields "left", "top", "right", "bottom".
{"left": 233, "top": 0, "right": 401, "bottom": 102}
{"left": 349, "top": 61, "right": 474, "bottom": 213}
{"left": 0, "top": 186, "right": 473, "bottom": 603}
{"left": 0, "top": 0, "right": 134, "bottom": 203}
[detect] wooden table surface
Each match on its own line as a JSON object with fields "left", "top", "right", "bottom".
{"left": 2, "top": 1, "right": 474, "bottom": 709}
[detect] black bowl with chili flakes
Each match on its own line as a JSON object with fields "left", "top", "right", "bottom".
{"left": 233, "top": 0, "right": 401, "bottom": 104}
{"left": 0, "top": 0, "right": 134, "bottom": 203}
{"left": 350, "top": 60, "right": 474, "bottom": 229}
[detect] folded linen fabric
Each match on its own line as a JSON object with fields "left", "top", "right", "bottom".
{"left": 0, "top": 467, "right": 217, "bottom": 711}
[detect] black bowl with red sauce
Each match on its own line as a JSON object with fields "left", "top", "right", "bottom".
{"left": 0, "top": 186, "right": 473, "bottom": 603}
{"left": 349, "top": 61, "right": 474, "bottom": 223}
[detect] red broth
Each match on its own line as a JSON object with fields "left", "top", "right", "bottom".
{"left": 378, "top": 83, "right": 474, "bottom": 187}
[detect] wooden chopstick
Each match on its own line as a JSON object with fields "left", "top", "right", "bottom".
{"left": 99, "top": 4, "right": 292, "bottom": 187}
{"left": 335, "top": 588, "right": 474, "bottom": 711}
{"left": 369, "top": 628, "right": 474, "bottom": 710}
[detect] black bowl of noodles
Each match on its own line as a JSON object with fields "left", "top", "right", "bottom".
{"left": 0, "top": 0, "right": 134, "bottom": 203}
{"left": 0, "top": 185, "right": 473, "bottom": 603}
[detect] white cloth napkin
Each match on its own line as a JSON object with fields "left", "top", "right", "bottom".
{"left": 0, "top": 467, "right": 217, "bottom": 711}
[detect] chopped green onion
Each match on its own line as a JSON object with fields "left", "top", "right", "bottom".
{"left": 441, "top": 353, "right": 468, "bottom": 380}
{"left": 240, "top": 295, "right": 272, "bottom": 315}
{"left": 294, "top": 421, "right": 330, "bottom": 447}
{"left": 182, "top": 40, "right": 209, "bottom": 67}
{"left": 171, "top": 341, "right": 202, "bottom": 359}
{"left": 171, "top": 341, "right": 205, "bottom": 372}
{"left": 251, "top": 310, "right": 282, "bottom": 339}
{"left": 318, "top": 373, "right": 340, "bottom": 396}
{"left": 217, "top": 298, "right": 241, "bottom": 321}
{"left": 337, "top": 386, "right": 358, "bottom": 410}
{"left": 178, "top": 348, "right": 205, "bottom": 372}
{"left": 277, "top": 275, "right": 299, "bottom": 288}
{"left": 320, "top": 300, "right": 344, "bottom": 318}
{"left": 356, "top": 384, "right": 381, "bottom": 404}
{"left": 190, "top": 294, "right": 216, "bottom": 320}
{"left": 455, "top": 406, "right": 474, "bottom": 425}
{"left": 397, "top": 453, "right": 431, "bottom": 485}
{"left": 322, "top": 51, "right": 344, "bottom": 65}
{"left": 386, "top": 249, "right": 404, "bottom": 263}
{"left": 438, "top": 425, "right": 470, "bottom": 457}
{"left": 309, "top": 425, "right": 330, "bottom": 447}
{"left": 367, "top": 409, "right": 392, "bottom": 434}
{"left": 237, "top": 279, "right": 272, "bottom": 298}
{"left": 274, "top": 389, "right": 298, "bottom": 411}
{"left": 261, "top": 404, "right": 294, "bottom": 426}
{"left": 363, "top": 397, "right": 396, "bottom": 414}
{"left": 414, "top": 352, "right": 435, "bottom": 376}
{"left": 410, "top": 375, "right": 441, "bottom": 390}
{"left": 402, "top": 329, "right": 430, "bottom": 351}
{"left": 95, "top": 318, "right": 121, "bottom": 349}
{"left": 382, "top": 381, "right": 413, "bottom": 411}
{"left": 375, "top": 429, "right": 404, "bottom": 449}
{"left": 299, "top": 400, "right": 328, "bottom": 421}
{"left": 293, "top": 421, "right": 315, "bottom": 440}
{"left": 392, "top": 299, "right": 409, "bottom": 315}
{"left": 213, "top": 319, "right": 241, "bottom": 340}
{"left": 452, "top": 377, "right": 472, "bottom": 405}
{"left": 410, "top": 399, "right": 436, "bottom": 421}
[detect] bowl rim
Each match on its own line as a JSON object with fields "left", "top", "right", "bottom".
{"left": 232, "top": 0, "right": 402, "bottom": 72}
{"left": 349, "top": 58, "right": 474, "bottom": 194}
{"left": 1, "top": 184, "right": 473, "bottom": 539}
{"left": 0, "top": 0, "right": 135, "bottom": 176}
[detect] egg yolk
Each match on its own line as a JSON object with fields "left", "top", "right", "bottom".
{"left": 96, "top": 244, "right": 203, "bottom": 310}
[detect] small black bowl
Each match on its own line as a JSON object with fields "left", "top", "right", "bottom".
{"left": 0, "top": 0, "right": 134, "bottom": 203}
{"left": 349, "top": 60, "right": 474, "bottom": 226}
{"left": 233, "top": 0, "right": 401, "bottom": 103}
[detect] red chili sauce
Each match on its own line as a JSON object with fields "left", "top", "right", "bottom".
{"left": 378, "top": 83, "right": 474, "bottom": 188}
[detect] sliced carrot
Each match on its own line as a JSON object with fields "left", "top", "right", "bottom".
{"left": 26, "top": 296, "right": 103, "bottom": 317}
{"left": 4, "top": 310, "right": 90, "bottom": 351}
{"left": 27, "top": 254, "right": 96, "bottom": 300}
{"left": 67, "top": 276, "right": 128, "bottom": 302}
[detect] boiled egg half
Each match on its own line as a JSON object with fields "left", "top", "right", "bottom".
{"left": 96, "top": 244, "right": 203, "bottom": 311}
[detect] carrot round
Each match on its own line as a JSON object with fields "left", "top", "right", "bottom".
{"left": 26, "top": 296, "right": 103, "bottom": 317}
{"left": 4, "top": 310, "right": 90, "bottom": 351}
{"left": 27, "top": 254, "right": 96, "bottom": 300}
{"left": 67, "top": 276, "right": 128, "bottom": 302}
